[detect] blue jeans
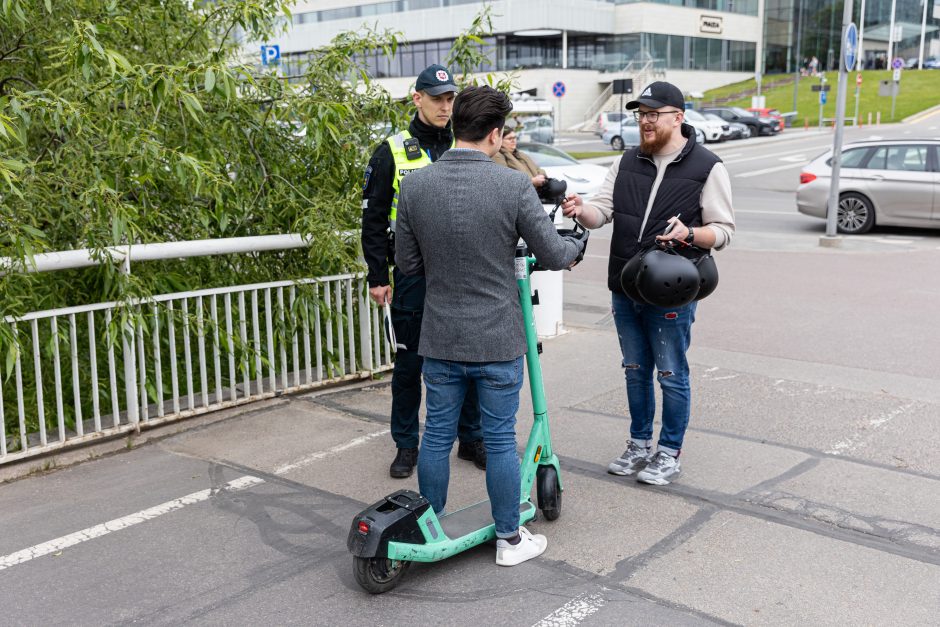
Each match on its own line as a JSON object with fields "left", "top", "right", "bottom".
{"left": 418, "top": 356, "right": 524, "bottom": 538}
{"left": 611, "top": 292, "right": 696, "bottom": 452}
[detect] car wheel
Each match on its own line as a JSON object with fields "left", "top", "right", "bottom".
{"left": 837, "top": 192, "right": 875, "bottom": 234}
{"left": 611, "top": 136, "right": 624, "bottom": 151}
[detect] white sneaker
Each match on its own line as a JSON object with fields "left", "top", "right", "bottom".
{"left": 636, "top": 450, "right": 681, "bottom": 485}
{"left": 495, "top": 527, "right": 548, "bottom": 566}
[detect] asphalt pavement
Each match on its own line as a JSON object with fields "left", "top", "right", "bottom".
{"left": 1, "top": 115, "right": 939, "bottom": 626}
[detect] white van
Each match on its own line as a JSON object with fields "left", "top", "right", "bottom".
{"left": 509, "top": 97, "right": 555, "bottom": 144}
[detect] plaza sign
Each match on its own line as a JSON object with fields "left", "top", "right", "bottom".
{"left": 700, "top": 15, "right": 723, "bottom": 34}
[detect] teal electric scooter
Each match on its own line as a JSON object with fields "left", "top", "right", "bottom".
{"left": 347, "top": 207, "right": 588, "bottom": 594}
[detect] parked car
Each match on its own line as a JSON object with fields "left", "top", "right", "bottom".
{"left": 517, "top": 116, "right": 554, "bottom": 144}
{"left": 596, "top": 111, "right": 631, "bottom": 137}
{"left": 796, "top": 139, "right": 940, "bottom": 234}
{"left": 747, "top": 107, "right": 785, "bottom": 132}
{"left": 702, "top": 112, "right": 734, "bottom": 141}
{"left": 703, "top": 106, "right": 778, "bottom": 136}
{"left": 518, "top": 142, "right": 608, "bottom": 199}
{"left": 683, "top": 108, "right": 726, "bottom": 143}
{"left": 925, "top": 57, "right": 940, "bottom": 69}
{"left": 693, "top": 126, "right": 705, "bottom": 144}
{"left": 601, "top": 116, "right": 641, "bottom": 150}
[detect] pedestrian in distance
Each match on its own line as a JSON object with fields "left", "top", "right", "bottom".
{"left": 562, "top": 81, "right": 735, "bottom": 485}
{"left": 360, "top": 64, "right": 486, "bottom": 479}
{"left": 395, "top": 85, "right": 585, "bottom": 566}
{"left": 491, "top": 126, "right": 547, "bottom": 189}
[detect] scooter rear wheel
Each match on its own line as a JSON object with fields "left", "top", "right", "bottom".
{"left": 536, "top": 466, "right": 562, "bottom": 521}
{"left": 353, "top": 556, "right": 410, "bottom": 594}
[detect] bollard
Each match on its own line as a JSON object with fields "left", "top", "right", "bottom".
{"left": 804, "top": 117, "right": 809, "bottom": 130}
{"left": 876, "top": 111, "right": 881, "bottom": 125}
{"left": 868, "top": 112, "right": 872, "bottom": 126}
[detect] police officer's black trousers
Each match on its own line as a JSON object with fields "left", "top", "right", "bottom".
{"left": 390, "top": 269, "right": 482, "bottom": 450}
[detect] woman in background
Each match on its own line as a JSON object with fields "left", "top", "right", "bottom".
{"left": 492, "top": 127, "right": 546, "bottom": 189}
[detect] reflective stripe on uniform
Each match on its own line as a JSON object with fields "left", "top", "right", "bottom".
{"left": 388, "top": 130, "right": 433, "bottom": 231}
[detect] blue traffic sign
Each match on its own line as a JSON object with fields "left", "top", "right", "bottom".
{"left": 551, "top": 81, "right": 566, "bottom": 98}
{"left": 261, "top": 44, "right": 280, "bottom": 65}
{"left": 891, "top": 57, "right": 904, "bottom": 70}
{"left": 820, "top": 90, "right": 828, "bottom": 105}
{"left": 844, "top": 23, "right": 858, "bottom": 71}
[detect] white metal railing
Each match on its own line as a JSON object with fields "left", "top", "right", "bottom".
{"left": 580, "top": 58, "right": 666, "bottom": 130}
{"left": 0, "top": 236, "right": 393, "bottom": 466}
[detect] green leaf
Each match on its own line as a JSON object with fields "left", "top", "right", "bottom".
{"left": 204, "top": 68, "right": 216, "bottom": 93}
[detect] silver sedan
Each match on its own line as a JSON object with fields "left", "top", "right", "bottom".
{"left": 796, "top": 139, "right": 940, "bottom": 234}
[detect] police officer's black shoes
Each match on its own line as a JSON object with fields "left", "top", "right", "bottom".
{"left": 457, "top": 440, "right": 487, "bottom": 470}
{"left": 389, "top": 447, "right": 418, "bottom": 479}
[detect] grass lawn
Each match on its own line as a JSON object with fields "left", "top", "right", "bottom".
{"left": 701, "top": 70, "right": 940, "bottom": 127}
{"left": 568, "top": 150, "right": 620, "bottom": 159}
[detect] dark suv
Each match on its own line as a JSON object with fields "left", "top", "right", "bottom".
{"left": 702, "top": 106, "right": 779, "bottom": 136}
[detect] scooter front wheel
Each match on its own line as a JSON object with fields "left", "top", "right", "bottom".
{"left": 536, "top": 466, "right": 562, "bottom": 521}
{"left": 353, "top": 556, "right": 410, "bottom": 594}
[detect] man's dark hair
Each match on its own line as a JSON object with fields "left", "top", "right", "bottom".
{"left": 452, "top": 86, "right": 513, "bottom": 143}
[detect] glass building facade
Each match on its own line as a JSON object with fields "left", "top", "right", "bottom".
{"left": 764, "top": 0, "right": 940, "bottom": 73}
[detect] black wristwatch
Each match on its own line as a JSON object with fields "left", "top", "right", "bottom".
{"left": 684, "top": 227, "right": 695, "bottom": 244}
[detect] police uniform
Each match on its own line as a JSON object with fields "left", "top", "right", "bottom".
{"left": 360, "top": 65, "right": 483, "bottom": 477}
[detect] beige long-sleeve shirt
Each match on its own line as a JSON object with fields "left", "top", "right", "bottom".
{"left": 579, "top": 152, "right": 735, "bottom": 250}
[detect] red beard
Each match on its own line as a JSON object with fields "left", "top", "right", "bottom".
{"left": 640, "top": 124, "right": 672, "bottom": 154}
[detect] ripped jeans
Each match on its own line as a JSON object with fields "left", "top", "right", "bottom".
{"left": 611, "top": 292, "right": 696, "bottom": 452}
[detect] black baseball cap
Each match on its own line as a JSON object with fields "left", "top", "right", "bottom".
{"left": 626, "top": 81, "right": 685, "bottom": 110}
{"left": 414, "top": 64, "right": 458, "bottom": 95}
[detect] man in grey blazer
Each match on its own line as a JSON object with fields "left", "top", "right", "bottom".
{"left": 395, "top": 86, "right": 585, "bottom": 567}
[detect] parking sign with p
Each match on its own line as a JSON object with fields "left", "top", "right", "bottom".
{"left": 261, "top": 45, "right": 280, "bottom": 66}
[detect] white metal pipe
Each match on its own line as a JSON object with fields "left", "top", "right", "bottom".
{"left": 137, "top": 319, "right": 147, "bottom": 422}
{"left": 88, "top": 312, "right": 101, "bottom": 433}
{"left": 265, "top": 289, "right": 276, "bottom": 392}
{"left": 0, "top": 234, "right": 314, "bottom": 276}
{"left": 325, "top": 283, "right": 334, "bottom": 379}
{"left": 918, "top": 0, "right": 929, "bottom": 69}
{"left": 301, "top": 291, "right": 312, "bottom": 385}
{"left": 31, "top": 320, "right": 47, "bottom": 446}
{"left": 225, "top": 293, "right": 237, "bottom": 402}
{"left": 69, "top": 314, "right": 83, "bottom": 437}
{"left": 196, "top": 297, "right": 208, "bottom": 408}
{"left": 278, "top": 287, "right": 288, "bottom": 391}
{"left": 887, "top": 0, "right": 898, "bottom": 65}
{"left": 0, "top": 369, "right": 6, "bottom": 457}
{"left": 168, "top": 301, "right": 180, "bottom": 415}
{"left": 290, "top": 287, "right": 299, "bottom": 388}
{"left": 238, "top": 292, "right": 250, "bottom": 398}
{"left": 105, "top": 310, "right": 120, "bottom": 427}
{"left": 121, "top": 313, "right": 139, "bottom": 427}
{"left": 252, "top": 290, "right": 263, "bottom": 394}
{"left": 153, "top": 304, "right": 164, "bottom": 418}
{"left": 182, "top": 299, "right": 195, "bottom": 411}
{"left": 211, "top": 295, "right": 222, "bottom": 403}
{"left": 314, "top": 284, "right": 323, "bottom": 382}
{"left": 14, "top": 324, "right": 27, "bottom": 451}
{"left": 51, "top": 318, "right": 65, "bottom": 442}
{"left": 346, "top": 280, "right": 356, "bottom": 374}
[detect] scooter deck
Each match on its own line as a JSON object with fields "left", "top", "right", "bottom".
{"left": 386, "top": 500, "right": 537, "bottom": 563}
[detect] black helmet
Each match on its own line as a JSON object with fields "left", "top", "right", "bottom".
{"left": 619, "top": 251, "right": 647, "bottom": 302}
{"left": 636, "top": 249, "right": 700, "bottom": 307}
{"left": 692, "top": 253, "right": 719, "bottom": 300}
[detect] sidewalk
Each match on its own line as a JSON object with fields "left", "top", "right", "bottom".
{"left": 1, "top": 241, "right": 939, "bottom": 624}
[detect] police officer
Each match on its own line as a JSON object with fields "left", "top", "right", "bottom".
{"left": 361, "top": 64, "right": 485, "bottom": 479}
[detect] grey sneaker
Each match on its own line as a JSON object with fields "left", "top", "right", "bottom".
{"left": 636, "top": 450, "right": 681, "bottom": 485}
{"left": 607, "top": 440, "right": 651, "bottom": 476}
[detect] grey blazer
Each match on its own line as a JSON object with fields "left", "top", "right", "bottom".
{"left": 395, "top": 149, "right": 583, "bottom": 362}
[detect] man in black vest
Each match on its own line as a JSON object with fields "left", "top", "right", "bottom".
{"left": 562, "top": 81, "right": 735, "bottom": 485}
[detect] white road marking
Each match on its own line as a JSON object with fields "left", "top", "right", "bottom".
{"left": 826, "top": 403, "right": 915, "bottom": 455}
{"left": 532, "top": 593, "right": 606, "bottom": 627}
{"left": 735, "top": 209, "right": 802, "bottom": 216}
{"left": 0, "top": 476, "right": 264, "bottom": 571}
{"left": 722, "top": 145, "right": 828, "bottom": 165}
{"left": 779, "top": 154, "right": 806, "bottom": 162}
{"left": 0, "top": 428, "right": 389, "bottom": 571}
{"left": 735, "top": 162, "right": 805, "bottom": 178}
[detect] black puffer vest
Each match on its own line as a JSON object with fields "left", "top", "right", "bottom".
{"left": 607, "top": 123, "right": 721, "bottom": 294}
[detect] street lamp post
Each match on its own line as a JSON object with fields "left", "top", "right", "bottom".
{"left": 823, "top": 0, "right": 856, "bottom": 244}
